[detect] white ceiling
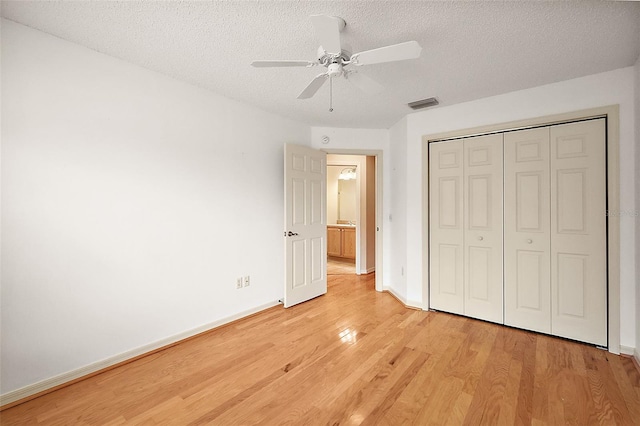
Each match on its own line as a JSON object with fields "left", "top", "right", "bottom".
{"left": 2, "top": 1, "right": 639, "bottom": 129}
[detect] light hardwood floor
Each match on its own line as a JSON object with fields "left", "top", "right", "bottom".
{"left": 327, "top": 256, "right": 356, "bottom": 275}
{"left": 2, "top": 274, "right": 639, "bottom": 425}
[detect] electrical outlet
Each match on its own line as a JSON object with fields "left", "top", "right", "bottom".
{"left": 244, "top": 275, "right": 250, "bottom": 287}
{"left": 236, "top": 277, "right": 243, "bottom": 289}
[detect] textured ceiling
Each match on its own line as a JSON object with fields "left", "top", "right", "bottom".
{"left": 2, "top": 1, "right": 640, "bottom": 128}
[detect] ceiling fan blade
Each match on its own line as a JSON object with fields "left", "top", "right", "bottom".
{"left": 251, "top": 60, "right": 316, "bottom": 68}
{"left": 351, "top": 41, "right": 422, "bottom": 66}
{"left": 297, "top": 73, "right": 328, "bottom": 99}
{"left": 310, "top": 15, "right": 343, "bottom": 55}
{"left": 346, "top": 71, "right": 384, "bottom": 95}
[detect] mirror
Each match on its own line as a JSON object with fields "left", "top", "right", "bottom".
{"left": 338, "top": 178, "right": 357, "bottom": 222}
{"left": 327, "top": 165, "right": 357, "bottom": 225}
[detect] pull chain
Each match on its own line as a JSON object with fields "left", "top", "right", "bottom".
{"left": 329, "top": 77, "right": 333, "bottom": 112}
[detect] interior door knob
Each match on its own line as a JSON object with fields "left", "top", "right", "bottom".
{"left": 287, "top": 231, "right": 298, "bottom": 237}
{"left": 477, "top": 236, "right": 483, "bottom": 241}
{"left": 526, "top": 239, "right": 533, "bottom": 244}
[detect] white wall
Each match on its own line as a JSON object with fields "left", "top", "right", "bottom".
{"left": 402, "top": 66, "right": 636, "bottom": 349}
{"left": 388, "top": 118, "right": 409, "bottom": 301}
{"left": 1, "top": 20, "right": 310, "bottom": 395}
{"left": 312, "top": 129, "right": 390, "bottom": 284}
{"left": 326, "top": 165, "right": 341, "bottom": 225}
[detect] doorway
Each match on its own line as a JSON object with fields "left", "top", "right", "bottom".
{"left": 282, "top": 145, "right": 383, "bottom": 308}
{"left": 326, "top": 154, "right": 377, "bottom": 278}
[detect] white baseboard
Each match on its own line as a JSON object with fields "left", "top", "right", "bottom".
{"left": 382, "top": 286, "right": 422, "bottom": 310}
{"left": 0, "top": 301, "right": 280, "bottom": 408}
{"left": 635, "top": 349, "right": 640, "bottom": 366}
{"left": 620, "top": 345, "right": 635, "bottom": 356}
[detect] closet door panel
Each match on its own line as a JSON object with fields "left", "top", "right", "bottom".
{"left": 463, "top": 134, "right": 503, "bottom": 324}
{"left": 504, "top": 128, "right": 551, "bottom": 333}
{"left": 429, "top": 141, "right": 464, "bottom": 315}
{"left": 550, "top": 119, "right": 607, "bottom": 346}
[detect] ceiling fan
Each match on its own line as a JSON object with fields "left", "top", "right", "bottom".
{"left": 251, "top": 15, "right": 422, "bottom": 103}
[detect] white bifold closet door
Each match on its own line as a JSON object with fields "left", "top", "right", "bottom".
{"left": 463, "top": 134, "right": 504, "bottom": 323}
{"left": 504, "top": 119, "right": 607, "bottom": 346}
{"left": 432, "top": 118, "right": 606, "bottom": 345}
{"left": 550, "top": 119, "right": 607, "bottom": 346}
{"left": 504, "top": 127, "right": 552, "bottom": 334}
{"left": 429, "top": 140, "right": 464, "bottom": 315}
{"left": 429, "top": 134, "right": 503, "bottom": 323}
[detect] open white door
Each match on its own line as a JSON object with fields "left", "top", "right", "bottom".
{"left": 284, "top": 144, "right": 327, "bottom": 308}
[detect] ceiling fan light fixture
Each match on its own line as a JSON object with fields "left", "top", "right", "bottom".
{"left": 408, "top": 97, "right": 439, "bottom": 110}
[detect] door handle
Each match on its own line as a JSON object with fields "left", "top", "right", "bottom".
{"left": 477, "top": 236, "right": 483, "bottom": 241}
{"left": 526, "top": 239, "right": 533, "bottom": 244}
{"left": 287, "top": 231, "right": 298, "bottom": 237}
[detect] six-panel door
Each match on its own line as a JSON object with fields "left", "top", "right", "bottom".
{"left": 284, "top": 144, "right": 327, "bottom": 308}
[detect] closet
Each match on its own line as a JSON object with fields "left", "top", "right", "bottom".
{"left": 429, "top": 118, "right": 607, "bottom": 346}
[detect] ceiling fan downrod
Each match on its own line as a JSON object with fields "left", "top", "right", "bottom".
{"left": 329, "top": 77, "right": 333, "bottom": 112}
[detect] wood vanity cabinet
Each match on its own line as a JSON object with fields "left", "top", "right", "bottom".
{"left": 341, "top": 228, "right": 356, "bottom": 259}
{"left": 327, "top": 226, "right": 356, "bottom": 259}
{"left": 327, "top": 227, "right": 342, "bottom": 257}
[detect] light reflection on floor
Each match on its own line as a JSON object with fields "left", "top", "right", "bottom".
{"left": 338, "top": 328, "right": 358, "bottom": 344}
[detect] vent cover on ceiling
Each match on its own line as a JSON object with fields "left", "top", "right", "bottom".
{"left": 408, "top": 97, "right": 439, "bottom": 110}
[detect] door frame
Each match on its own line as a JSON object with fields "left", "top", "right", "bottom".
{"left": 421, "top": 105, "right": 621, "bottom": 354}
{"left": 323, "top": 149, "right": 384, "bottom": 292}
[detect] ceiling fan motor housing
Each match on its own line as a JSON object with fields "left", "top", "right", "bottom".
{"left": 327, "top": 63, "right": 343, "bottom": 77}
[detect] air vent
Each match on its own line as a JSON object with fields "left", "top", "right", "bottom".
{"left": 408, "top": 97, "right": 439, "bottom": 110}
